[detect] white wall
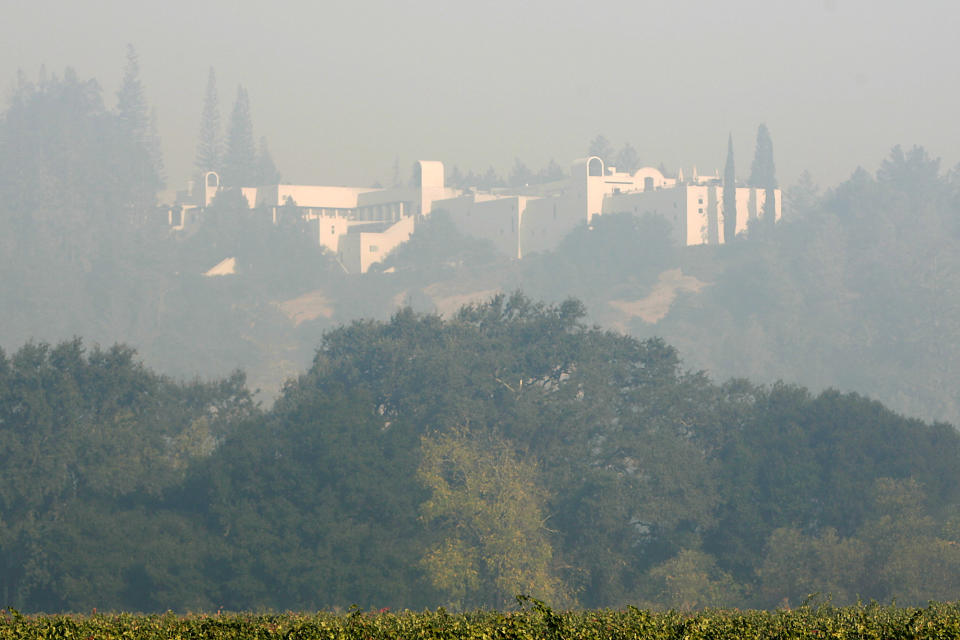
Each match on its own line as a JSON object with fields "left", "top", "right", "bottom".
{"left": 240, "top": 187, "right": 258, "bottom": 208}
{"left": 601, "top": 183, "right": 782, "bottom": 246}
{"left": 256, "top": 184, "right": 374, "bottom": 209}
{"left": 437, "top": 194, "right": 525, "bottom": 259}
{"left": 521, "top": 194, "right": 590, "bottom": 256}
{"left": 339, "top": 216, "right": 416, "bottom": 274}
{"left": 315, "top": 214, "right": 352, "bottom": 253}
{"left": 602, "top": 188, "right": 686, "bottom": 245}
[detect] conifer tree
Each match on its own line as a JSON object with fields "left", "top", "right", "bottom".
{"left": 255, "top": 136, "right": 279, "bottom": 185}
{"left": 116, "top": 45, "right": 149, "bottom": 148}
{"left": 115, "top": 45, "right": 162, "bottom": 209}
{"left": 588, "top": 134, "right": 613, "bottom": 162}
{"left": 749, "top": 123, "right": 777, "bottom": 189}
{"left": 148, "top": 106, "right": 165, "bottom": 188}
{"left": 749, "top": 123, "right": 777, "bottom": 222}
{"left": 615, "top": 143, "right": 640, "bottom": 173}
{"left": 195, "top": 67, "right": 221, "bottom": 173}
{"left": 723, "top": 133, "right": 737, "bottom": 241}
{"left": 221, "top": 85, "right": 257, "bottom": 187}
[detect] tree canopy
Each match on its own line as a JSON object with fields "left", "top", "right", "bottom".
{"left": 3, "top": 294, "right": 960, "bottom": 612}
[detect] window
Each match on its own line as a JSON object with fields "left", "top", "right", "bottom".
{"left": 698, "top": 208, "right": 704, "bottom": 214}
{"left": 369, "top": 245, "right": 379, "bottom": 253}
{"left": 698, "top": 198, "right": 703, "bottom": 204}
{"left": 331, "top": 225, "right": 336, "bottom": 235}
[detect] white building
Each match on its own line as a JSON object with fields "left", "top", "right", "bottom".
{"left": 170, "top": 154, "right": 781, "bottom": 273}
{"left": 434, "top": 156, "right": 781, "bottom": 259}
{"left": 170, "top": 162, "right": 459, "bottom": 274}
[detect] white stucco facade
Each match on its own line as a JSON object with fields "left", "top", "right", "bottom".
{"left": 338, "top": 215, "right": 416, "bottom": 274}
{"left": 171, "top": 154, "right": 783, "bottom": 275}
{"left": 439, "top": 157, "right": 781, "bottom": 258}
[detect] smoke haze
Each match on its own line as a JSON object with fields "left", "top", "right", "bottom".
{"left": 3, "top": 0, "right": 956, "bottom": 191}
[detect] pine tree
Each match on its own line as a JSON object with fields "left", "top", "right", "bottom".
{"left": 508, "top": 158, "right": 533, "bottom": 187}
{"left": 195, "top": 67, "right": 221, "bottom": 173}
{"left": 588, "top": 134, "right": 613, "bottom": 162}
{"left": 115, "top": 45, "right": 162, "bottom": 210}
{"left": 116, "top": 45, "right": 149, "bottom": 148}
{"left": 148, "top": 106, "right": 165, "bottom": 189}
{"left": 447, "top": 165, "right": 464, "bottom": 189}
{"left": 723, "top": 133, "right": 737, "bottom": 242}
{"left": 221, "top": 85, "right": 257, "bottom": 187}
{"left": 785, "top": 170, "right": 819, "bottom": 218}
{"left": 255, "top": 136, "right": 279, "bottom": 184}
{"left": 615, "top": 143, "right": 640, "bottom": 173}
{"left": 537, "top": 158, "right": 565, "bottom": 183}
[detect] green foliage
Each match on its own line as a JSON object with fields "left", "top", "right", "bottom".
{"left": 194, "top": 383, "right": 430, "bottom": 610}
{"left": 0, "top": 339, "right": 256, "bottom": 610}
{"left": 7, "top": 604, "right": 960, "bottom": 640}
{"left": 643, "top": 549, "right": 742, "bottom": 610}
{"left": 2, "top": 294, "right": 960, "bottom": 612}
{"left": 418, "top": 428, "right": 568, "bottom": 609}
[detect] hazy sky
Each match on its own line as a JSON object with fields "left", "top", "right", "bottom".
{"left": 3, "top": 0, "right": 957, "bottom": 197}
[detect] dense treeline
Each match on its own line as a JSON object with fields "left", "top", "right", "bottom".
{"left": 3, "top": 296, "right": 960, "bottom": 612}
{"left": 0, "top": 340, "right": 256, "bottom": 610}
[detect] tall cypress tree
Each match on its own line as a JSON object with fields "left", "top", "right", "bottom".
{"left": 749, "top": 123, "right": 777, "bottom": 222}
{"left": 749, "top": 124, "right": 776, "bottom": 188}
{"left": 723, "top": 133, "right": 737, "bottom": 241}
{"left": 195, "top": 67, "right": 221, "bottom": 174}
{"left": 221, "top": 85, "right": 257, "bottom": 187}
